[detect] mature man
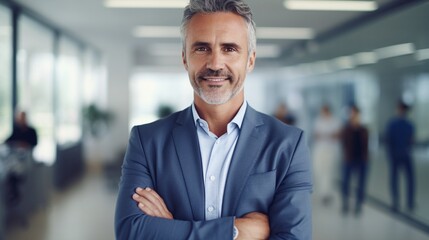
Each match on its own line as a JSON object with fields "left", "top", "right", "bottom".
{"left": 115, "top": 0, "right": 312, "bottom": 239}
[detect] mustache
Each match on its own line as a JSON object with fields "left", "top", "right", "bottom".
{"left": 197, "top": 69, "right": 233, "bottom": 79}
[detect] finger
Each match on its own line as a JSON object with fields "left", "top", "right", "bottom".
{"left": 138, "top": 202, "right": 156, "bottom": 216}
{"left": 133, "top": 193, "right": 164, "bottom": 217}
{"left": 133, "top": 188, "right": 172, "bottom": 219}
{"left": 144, "top": 188, "right": 171, "bottom": 215}
{"left": 135, "top": 187, "right": 173, "bottom": 219}
{"left": 137, "top": 188, "right": 169, "bottom": 217}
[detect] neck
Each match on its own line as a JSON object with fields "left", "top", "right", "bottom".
{"left": 194, "top": 93, "right": 244, "bottom": 137}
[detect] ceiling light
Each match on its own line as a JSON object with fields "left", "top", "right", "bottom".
{"left": 416, "top": 48, "right": 429, "bottom": 61}
{"left": 353, "top": 52, "right": 377, "bottom": 65}
{"left": 134, "top": 26, "right": 314, "bottom": 40}
{"left": 105, "top": 0, "right": 188, "bottom": 8}
{"left": 133, "top": 26, "right": 180, "bottom": 38}
{"left": 257, "top": 27, "right": 314, "bottom": 39}
{"left": 284, "top": 0, "right": 378, "bottom": 11}
{"left": 332, "top": 56, "right": 355, "bottom": 69}
{"left": 375, "top": 43, "right": 415, "bottom": 60}
{"left": 256, "top": 44, "right": 282, "bottom": 58}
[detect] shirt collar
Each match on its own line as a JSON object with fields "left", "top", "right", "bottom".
{"left": 192, "top": 101, "right": 247, "bottom": 130}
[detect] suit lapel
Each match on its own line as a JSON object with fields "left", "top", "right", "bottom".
{"left": 222, "top": 106, "right": 265, "bottom": 216}
{"left": 172, "top": 107, "right": 205, "bottom": 220}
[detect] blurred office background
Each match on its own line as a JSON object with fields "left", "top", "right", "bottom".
{"left": 0, "top": 0, "right": 428, "bottom": 239}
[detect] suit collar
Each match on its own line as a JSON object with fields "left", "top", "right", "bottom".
{"left": 222, "top": 106, "right": 265, "bottom": 216}
{"left": 173, "top": 107, "right": 205, "bottom": 220}
{"left": 191, "top": 101, "right": 248, "bottom": 129}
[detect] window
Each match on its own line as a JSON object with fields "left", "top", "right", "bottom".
{"left": 17, "top": 16, "right": 56, "bottom": 164}
{"left": 0, "top": 5, "right": 12, "bottom": 142}
{"left": 83, "top": 50, "right": 107, "bottom": 108}
{"left": 129, "top": 72, "right": 192, "bottom": 128}
{"left": 55, "top": 37, "right": 83, "bottom": 146}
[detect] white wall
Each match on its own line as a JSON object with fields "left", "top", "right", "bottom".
{"left": 84, "top": 42, "right": 131, "bottom": 164}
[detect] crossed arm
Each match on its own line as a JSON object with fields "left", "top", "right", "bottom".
{"left": 115, "top": 126, "right": 312, "bottom": 240}
{"left": 132, "top": 187, "right": 270, "bottom": 240}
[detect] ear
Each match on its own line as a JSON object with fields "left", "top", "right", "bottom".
{"left": 247, "top": 51, "right": 256, "bottom": 72}
{"left": 182, "top": 51, "right": 188, "bottom": 70}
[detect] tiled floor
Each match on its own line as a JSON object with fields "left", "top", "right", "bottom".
{"left": 5, "top": 171, "right": 429, "bottom": 240}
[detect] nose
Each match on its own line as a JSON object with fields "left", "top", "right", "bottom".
{"left": 206, "top": 50, "right": 225, "bottom": 71}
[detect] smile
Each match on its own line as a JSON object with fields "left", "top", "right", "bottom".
{"left": 203, "top": 77, "right": 229, "bottom": 82}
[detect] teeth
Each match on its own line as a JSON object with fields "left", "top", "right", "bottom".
{"left": 205, "top": 78, "right": 226, "bottom": 82}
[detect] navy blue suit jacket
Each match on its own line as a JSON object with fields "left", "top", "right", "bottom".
{"left": 115, "top": 105, "right": 312, "bottom": 239}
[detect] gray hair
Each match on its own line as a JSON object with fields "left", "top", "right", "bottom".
{"left": 180, "top": 0, "right": 257, "bottom": 56}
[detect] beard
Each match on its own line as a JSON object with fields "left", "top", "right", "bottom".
{"left": 193, "top": 68, "right": 243, "bottom": 105}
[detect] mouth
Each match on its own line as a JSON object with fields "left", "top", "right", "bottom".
{"left": 202, "top": 77, "right": 229, "bottom": 82}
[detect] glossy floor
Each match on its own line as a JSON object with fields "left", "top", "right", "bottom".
{"left": 6, "top": 171, "right": 429, "bottom": 240}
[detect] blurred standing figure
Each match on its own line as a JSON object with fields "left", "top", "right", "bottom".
{"left": 312, "top": 105, "right": 341, "bottom": 206}
{"left": 273, "top": 102, "right": 296, "bottom": 125}
{"left": 4, "top": 111, "right": 38, "bottom": 204}
{"left": 5, "top": 111, "right": 38, "bottom": 149}
{"left": 385, "top": 100, "right": 415, "bottom": 212}
{"left": 340, "top": 105, "right": 369, "bottom": 215}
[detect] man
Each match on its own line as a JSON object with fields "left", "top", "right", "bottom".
{"left": 5, "top": 111, "right": 38, "bottom": 149}
{"left": 340, "top": 105, "right": 369, "bottom": 215}
{"left": 4, "top": 111, "right": 38, "bottom": 204}
{"left": 115, "top": 0, "right": 312, "bottom": 239}
{"left": 385, "top": 100, "right": 415, "bottom": 212}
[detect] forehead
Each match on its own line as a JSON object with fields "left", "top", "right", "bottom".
{"left": 185, "top": 12, "right": 248, "bottom": 44}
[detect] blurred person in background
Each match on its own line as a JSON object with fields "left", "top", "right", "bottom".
{"left": 385, "top": 100, "right": 415, "bottom": 212}
{"left": 312, "top": 104, "right": 341, "bottom": 206}
{"left": 115, "top": 0, "right": 313, "bottom": 239}
{"left": 340, "top": 105, "right": 369, "bottom": 216}
{"left": 273, "top": 102, "right": 296, "bottom": 125}
{"left": 3, "top": 110, "right": 38, "bottom": 205}
{"left": 5, "top": 111, "right": 38, "bottom": 149}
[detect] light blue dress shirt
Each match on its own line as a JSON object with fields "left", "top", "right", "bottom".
{"left": 192, "top": 101, "right": 247, "bottom": 220}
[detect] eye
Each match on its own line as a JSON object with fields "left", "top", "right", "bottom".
{"left": 195, "top": 46, "right": 209, "bottom": 52}
{"left": 224, "top": 47, "right": 237, "bottom": 52}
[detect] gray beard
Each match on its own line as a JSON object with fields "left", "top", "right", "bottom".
{"left": 196, "top": 84, "right": 244, "bottom": 105}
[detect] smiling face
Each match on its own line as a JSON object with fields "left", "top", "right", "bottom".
{"left": 182, "top": 12, "right": 256, "bottom": 105}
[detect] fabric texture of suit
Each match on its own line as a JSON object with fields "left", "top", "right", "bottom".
{"left": 115, "top": 105, "right": 313, "bottom": 239}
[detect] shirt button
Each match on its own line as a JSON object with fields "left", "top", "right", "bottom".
{"left": 208, "top": 206, "right": 215, "bottom": 212}
{"left": 209, "top": 175, "right": 216, "bottom": 181}
{"left": 216, "top": 139, "right": 220, "bottom": 144}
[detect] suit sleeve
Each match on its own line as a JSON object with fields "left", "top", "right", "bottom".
{"left": 269, "top": 131, "right": 313, "bottom": 240}
{"left": 115, "top": 126, "right": 235, "bottom": 240}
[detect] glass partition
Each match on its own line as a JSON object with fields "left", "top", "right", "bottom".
{"left": 129, "top": 72, "right": 192, "bottom": 129}
{"left": 0, "top": 5, "right": 13, "bottom": 142}
{"left": 83, "top": 50, "right": 107, "bottom": 107}
{"left": 17, "top": 16, "right": 56, "bottom": 165}
{"left": 55, "top": 37, "right": 83, "bottom": 146}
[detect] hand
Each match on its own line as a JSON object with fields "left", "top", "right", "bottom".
{"left": 132, "top": 187, "right": 173, "bottom": 219}
{"left": 235, "top": 212, "right": 270, "bottom": 240}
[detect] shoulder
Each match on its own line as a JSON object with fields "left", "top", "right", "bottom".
{"left": 132, "top": 107, "right": 191, "bottom": 137}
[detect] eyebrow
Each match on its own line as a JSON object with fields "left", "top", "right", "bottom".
{"left": 222, "top": 42, "right": 241, "bottom": 51}
{"left": 191, "top": 41, "right": 210, "bottom": 49}
{"left": 190, "top": 41, "right": 242, "bottom": 50}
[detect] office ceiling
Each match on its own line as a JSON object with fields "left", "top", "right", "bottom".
{"left": 10, "top": 0, "right": 422, "bottom": 69}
